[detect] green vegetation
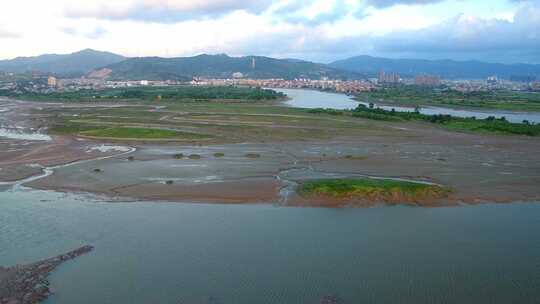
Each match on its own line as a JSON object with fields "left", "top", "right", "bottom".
{"left": 3, "top": 86, "right": 285, "bottom": 102}
{"left": 188, "top": 154, "right": 201, "bottom": 159}
{"left": 307, "top": 108, "right": 344, "bottom": 115}
{"left": 41, "top": 101, "right": 380, "bottom": 144}
{"left": 352, "top": 105, "right": 540, "bottom": 136}
{"left": 245, "top": 153, "right": 261, "bottom": 158}
{"left": 80, "top": 127, "right": 212, "bottom": 140}
{"left": 298, "top": 178, "right": 450, "bottom": 201}
{"left": 213, "top": 152, "right": 225, "bottom": 157}
{"left": 356, "top": 86, "right": 540, "bottom": 111}
{"left": 173, "top": 153, "right": 184, "bottom": 159}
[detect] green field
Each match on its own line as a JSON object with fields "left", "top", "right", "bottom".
{"left": 80, "top": 127, "right": 212, "bottom": 140}
{"left": 40, "top": 101, "right": 385, "bottom": 144}
{"left": 1, "top": 85, "right": 285, "bottom": 102}
{"left": 356, "top": 86, "right": 540, "bottom": 111}
{"left": 298, "top": 178, "right": 450, "bottom": 201}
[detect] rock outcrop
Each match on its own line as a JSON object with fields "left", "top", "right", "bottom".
{"left": 0, "top": 245, "right": 94, "bottom": 304}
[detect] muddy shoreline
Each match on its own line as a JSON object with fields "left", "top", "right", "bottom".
{"left": 7, "top": 133, "right": 540, "bottom": 207}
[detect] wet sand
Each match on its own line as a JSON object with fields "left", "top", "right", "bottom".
{"left": 25, "top": 130, "right": 540, "bottom": 207}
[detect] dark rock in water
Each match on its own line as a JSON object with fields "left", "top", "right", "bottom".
{"left": 320, "top": 295, "right": 344, "bottom": 304}
{"left": 0, "top": 245, "right": 94, "bottom": 304}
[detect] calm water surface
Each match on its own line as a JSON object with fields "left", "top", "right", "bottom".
{"left": 277, "top": 88, "right": 540, "bottom": 123}
{"left": 1, "top": 189, "right": 539, "bottom": 304}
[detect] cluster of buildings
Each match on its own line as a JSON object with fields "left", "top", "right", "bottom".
{"left": 190, "top": 78, "right": 376, "bottom": 93}
{"left": 377, "top": 70, "right": 400, "bottom": 85}
{"left": 2, "top": 68, "right": 539, "bottom": 96}
{"left": 446, "top": 77, "right": 539, "bottom": 92}
{"left": 414, "top": 74, "right": 441, "bottom": 87}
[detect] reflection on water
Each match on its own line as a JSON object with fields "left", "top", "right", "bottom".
{"left": 277, "top": 88, "right": 540, "bottom": 123}
{"left": 1, "top": 190, "right": 539, "bottom": 304}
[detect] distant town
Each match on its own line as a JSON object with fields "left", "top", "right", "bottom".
{"left": 1, "top": 69, "right": 539, "bottom": 97}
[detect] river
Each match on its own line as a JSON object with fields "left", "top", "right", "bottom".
{"left": 1, "top": 190, "right": 539, "bottom": 304}
{"left": 276, "top": 88, "right": 540, "bottom": 124}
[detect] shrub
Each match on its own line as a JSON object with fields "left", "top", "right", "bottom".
{"left": 245, "top": 153, "right": 261, "bottom": 158}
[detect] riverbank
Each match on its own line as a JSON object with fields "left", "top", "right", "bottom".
{"left": 355, "top": 86, "right": 540, "bottom": 112}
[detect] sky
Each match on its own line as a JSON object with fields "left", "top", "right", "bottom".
{"left": 0, "top": 0, "right": 539, "bottom": 63}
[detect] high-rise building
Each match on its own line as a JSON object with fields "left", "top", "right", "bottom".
{"left": 378, "top": 70, "right": 400, "bottom": 85}
{"left": 47, "top": 76, "right": 57, "bottom": 87}
{"left": 486, "top": 75, "right": 498, "bottom": 85}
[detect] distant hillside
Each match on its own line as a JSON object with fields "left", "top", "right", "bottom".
{"left": 97, "top": 54, "right": 363, "bottom": 80}
{"left": 0, "top": 49, "right": 125, "bottom": 76}
{"left": 329, "top": 55, "right": 540, "bottom": 80}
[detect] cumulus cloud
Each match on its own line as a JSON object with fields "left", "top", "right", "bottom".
{"left": 0, "top": 28, "right": 20, "bottom": 39}
{"left": 65, "top": 0, "right": 275, "bottom": 22}
{"left": 1, "top": 0, "right": 539, "bottom": 63}
{"left": 366, "top": 0, "right": 445, "bottom": 8}
{"left": 275, "top": 0, "right": 356, "bottom": 25}
{"left": 62, "top": 26, "right": 108, "bottom": 39}
{"left": 373, "top": 4, "right": 540, "bottom": 56}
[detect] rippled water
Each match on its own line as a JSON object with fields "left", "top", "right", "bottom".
{"left": 277, "top": 88, "right": 540, "bottom": 123}
{"left": 1, "top": 190, "right": 539, "bottom": 304}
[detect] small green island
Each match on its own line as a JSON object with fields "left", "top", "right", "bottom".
{"left": 2, "top": 85, "right": 286, "bottom": 102}
{"left": 298, "top": 178, "right": 451, "bottom": 203}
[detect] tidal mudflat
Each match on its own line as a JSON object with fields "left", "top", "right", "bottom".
{"left": 2, "top": 94, "right": 540, "bottom": 206}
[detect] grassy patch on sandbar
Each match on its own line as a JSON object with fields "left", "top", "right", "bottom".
{"left": 298, "top": 178, "right": 450, "bottom": 202}
{"left": 80, "top": 127, "right": 212, "bottom": 140}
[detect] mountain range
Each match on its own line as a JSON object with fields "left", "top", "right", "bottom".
{"left": 329, "top": 55, "right": 540, "bottom": 80}
{"left": 0, "top": 49, "right": 125, "bottom": 77}
{"left": 97, "top": 54, "right": 362, "bottom": 80}
{"left": 1, "top": 49, "right": 539, "bottom": 80}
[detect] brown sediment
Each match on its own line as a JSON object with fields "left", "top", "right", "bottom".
{"left": 286, "top": 191, "right": 457, "bottom": 208}
{"left": 23, "top": 129, "right": 540, "bottom": 207}
{"left": 37, "top": 178, "right": 283, "bottom": 205}
{"left": 0, "top": 246, "right": 94, "bottom": 304}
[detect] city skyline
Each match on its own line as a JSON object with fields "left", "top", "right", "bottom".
{"left": 0, "top": 0, "right": 539, "bottom": 64}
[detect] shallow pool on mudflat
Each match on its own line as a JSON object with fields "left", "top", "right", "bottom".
{"left": 1, "top": 189, "right": 539, "bottom": 304}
